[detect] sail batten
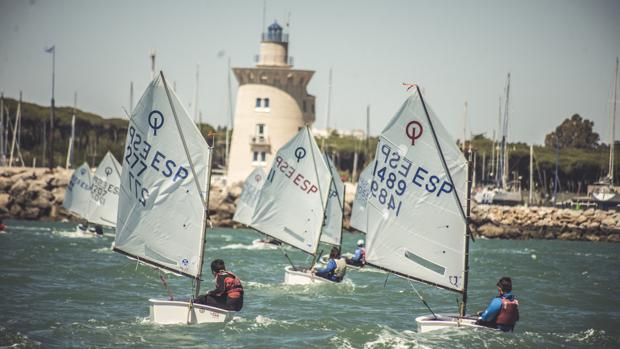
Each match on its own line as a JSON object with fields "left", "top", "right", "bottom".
{"left": 249, "top": 126, "right": 332, "bottom": 255}
{"left": 114, "top": 72, "right": 210, "bottom": 279}
{"left": 365, "top": 90, "right": 468, "bottom": 292}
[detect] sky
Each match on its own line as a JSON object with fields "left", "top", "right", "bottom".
{"left": 1, "top": 0, "right": 619, "bottom": 145}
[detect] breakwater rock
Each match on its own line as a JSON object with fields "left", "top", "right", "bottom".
{"left": 1, "top": 166, "right": 618, "bottom": 243}
{"left": 470, "top": 204, "right": 620, "bottom": 242}
{"left": 0, "top": 167, "right": 72, "bottom": 221}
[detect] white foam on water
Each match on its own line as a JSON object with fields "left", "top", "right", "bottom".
{"left": 220, "top": 240, "right": 279, "bottom": 250}
{"left": 363, "top": 328, "right": 418, "bottom": 349}
{"left": 53, "top": 230, "right": 99, "bottom": 239}
{"left": 91, "top": 247, "right": 112, "bottom": 254}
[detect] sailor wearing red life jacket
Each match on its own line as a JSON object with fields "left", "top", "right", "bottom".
{"left": 477, "top": 276, "right": 519, "bottom": 332}
{"left": 194, "top": 259, "right": 243, "bottom": 311}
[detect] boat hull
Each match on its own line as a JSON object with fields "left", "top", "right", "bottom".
{"left": 149, "top": 298, "right": 234, "bottom": 324}
{"left": 283, "top": 266, "right": 338, "bottom": 285}
{"left": 415, "top": 314, "right": 492, "bottom": 333}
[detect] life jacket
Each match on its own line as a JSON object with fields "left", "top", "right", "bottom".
{"left": 495, "top": 297, "right": 519, "bottom": 326}
{"left": 334, "top": 258, "right": 347, "bottom": 279}
{"left": 217, "top": 271, "right": 244, "bottom": 299}
{"left": 0, "top": 223, "right": 5, "bottom": 231}
{"left": 359, "top": 247, "right": 366, "bottom": 264}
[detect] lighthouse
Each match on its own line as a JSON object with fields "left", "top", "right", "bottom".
{"left": 227, "top": 21, "right": 316, "bottom": 185}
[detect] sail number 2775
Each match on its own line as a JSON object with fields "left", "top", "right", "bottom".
{"left": 370, "top": 161, "right": 406, "bottom": 217}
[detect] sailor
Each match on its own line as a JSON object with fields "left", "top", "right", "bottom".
{"left": 94, "top": 225, "right": 104, "bottom": 236}
{"left": 346, "top": 239, "right": 366, "bottom": 267}
{"left": 312, "top": 247, "right": 347, "bottom": 282}
{"left": 476, "top": 276, "right": 519, "bottom": 332}
{"left": 194, "top": 259, "right": 244, "bottom": 311}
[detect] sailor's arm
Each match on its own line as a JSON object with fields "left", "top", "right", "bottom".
{"left": 480, "top": 298, "right": 502, "bottom": 321}
{"left": 207, "top": 274, "right": 226, "bottom": 296}
{"left": 315, "top": 260, "right": 336, "bottom": 275}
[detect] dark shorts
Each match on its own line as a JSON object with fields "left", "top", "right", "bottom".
{"left": 195, "top": 294, "right": 243, "bottom": 311}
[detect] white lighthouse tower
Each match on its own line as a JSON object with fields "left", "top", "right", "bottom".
{"left": 227, "top": 21, "right": 316, "bottom": 185}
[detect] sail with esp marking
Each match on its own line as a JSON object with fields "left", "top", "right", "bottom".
{"left": 233, "top": 167, "right": 266, "bottom": 226}
{"left": 87, "top": 152, "right": 121, "bottom": 227}
{"left": 63, "top": 162, "right": 93, "bottom": 218}
{"left": 365, "top": 90, "right": 468, "bottom": 292}
{"left": 113, "top": 73, "right": 210, "bottom": 279}
{"left": 250, "top": 127, "right": 332, "bottom": 255}
{"left": 320, "top": 153, "right": 344, "bottom": 247}
{"left": 350, "top": 162, "right": 373, "bottom": 233}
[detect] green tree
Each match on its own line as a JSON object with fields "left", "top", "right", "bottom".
{"left": 544, "top": 114, "right": 599, "bottom": 149}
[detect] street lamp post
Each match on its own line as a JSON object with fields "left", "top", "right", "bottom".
{"left": 46, "top": 45, "right": 56, "bottom": 169}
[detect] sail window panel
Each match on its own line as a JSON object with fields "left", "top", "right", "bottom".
{"left": 404, "top": 250, "right": 446, "bottom": 275}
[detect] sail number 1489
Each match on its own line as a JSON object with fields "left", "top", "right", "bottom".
{"left": 370, "top": 162, "right": 406, "bottom": 217}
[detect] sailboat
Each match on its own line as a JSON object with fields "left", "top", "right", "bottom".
{"left": 87, "top": 152, "right": 121, "bottom": 227}
{"left": 232, "top": 167, "right": 278, "bottom": 249}
{"left": 113, "top": 72, "right": 234, "bottom": 324}
{"left": 349, "top": 162, "right": 373, "bottom": 233}
{"left": 63, "top": 162, "right": 93, "bottom": 220}
{"left": 362, "top": 86, "right": 481, "bottom": 332}
{"left": 62, "top": 152, "right": 121, "bottom": 233}
{"left": 591, "top": 57, "right": 619, "bottom": 208}
{"left": 65, "top": 93, "right": 77, "bottom": 169}
{"left": 248, "top": 126, "right": 335, "bottom": 285}
{"left": 319, "top": 152, "right": 345, "bottom": 249}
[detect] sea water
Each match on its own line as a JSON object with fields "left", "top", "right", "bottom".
{"left": 1, "top": 220, "right": 619, "bottom": 348}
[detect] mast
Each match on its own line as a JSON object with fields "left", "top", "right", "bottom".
{"left": 529, "top": 145, "right": 534, "bottom": 205}
{"left": 225, "top": 57, "right": 233, "bottom": 172}
{"left": 325, "top": 68, "right": 333, "bottom": 130}
{"left": 9, "top": 91, "right": 21, "bottom": 168}
{"left": 195, "top": 134, "right": 214, "bottom": 298}
{"left": 66, "top": 92, "right": 77, "bottom": 169}
{"left": 193, "top": 64, "right": 200, "bottom": 126}
{"left": 502, "top": 74, "right": 511, "bottom": 190}
{"left": 365, "top": 105, "right": 370, "bottom": 164}
{"left": 460, "top": 149, "right": 473, "bottom": 316}
{"left": 129, "top": 81, "right": 134, "bottom": 113}
{"left": 462, "top": 101, "right": 468, "bottom": 152}
{"left": 609, "top": 57, "right": 618, "bottom": 185}
{"left": 0, "top": 93, "right": 4, "bottom": 166}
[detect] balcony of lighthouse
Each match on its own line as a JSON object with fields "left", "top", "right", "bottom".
{"left": 249, "top": 135, "right": 271, "bottom": 151}
{"left": 254, "top": 54, "right": 294, "bottom": 67}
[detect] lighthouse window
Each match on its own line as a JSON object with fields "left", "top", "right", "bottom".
{"left": 252, "top": 151, "right": 266, "bottom": 164}
{"left": 255, "top": 98, "right": 262, "bottom": 108}
{"left": 264, "top": 98, "right": 270, "bottom": 108}
{"left": 312, "top": 103, "right": 315, "bottom": 113}
{"left": 303, "top": 100, "right": 307, "bottom": 112}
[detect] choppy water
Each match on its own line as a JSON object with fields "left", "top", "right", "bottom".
{"left": 1, "top": 220, "right": 619, "bottom": 348}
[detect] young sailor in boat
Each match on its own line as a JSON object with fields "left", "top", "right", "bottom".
{"left": 345, "top": 239, "right": 366, "bottom": 267}
{"left": 476, "top": 277, "right": 519, "bottom": 332}
{"left": 312, "top": 247, "right": 347, "bottom": 282}
{"left": 194, "top": 259, "right": 244, "bottom": 311}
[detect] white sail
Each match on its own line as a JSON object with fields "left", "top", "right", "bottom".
{"left": 233, "top": 167, "right": 266, "bottom": 226}
{"left": 63, "top": 163, "right": 93, "bottom": 218}
{"left": 87, "top": 152, "right": 121, "bottom": 227}
{"left": 114, "top": 73, "right": 210, "bottom": 278}
{"left": 250, "top": 127, "right": 332, "bottom": 254}
{"left": 365, "top": 91, "right": 468, "bottom": 292}
{"left": 350, "top": 162, "right": 373, "bottom": 233}
{"left": 320, "top": 154, "right": 344, "bottom": 247}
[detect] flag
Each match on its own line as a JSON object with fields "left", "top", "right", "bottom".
{"left": 44, "top": 45, "right": 55, "bottom": 53}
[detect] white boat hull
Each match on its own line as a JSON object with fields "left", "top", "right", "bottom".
{"left": 283, "top": 266, "right": 338, "bottom": 285}
{"left": 415, "top": 314, "right": 492, "bottom": 333}
{"left": 149, "top": 298, "right": 235, "bottom": 324}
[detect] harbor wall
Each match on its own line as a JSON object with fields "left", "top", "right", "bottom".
{"left": 1, "top": 166, "right": 619, "bottom": 242}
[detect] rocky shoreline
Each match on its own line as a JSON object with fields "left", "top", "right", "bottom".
{"left": 1, "top": 166, "right": 618, "bottom": 242}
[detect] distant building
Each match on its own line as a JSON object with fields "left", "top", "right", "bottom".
{"left": 227, "top": 21, "right": 316, "bottom": 185}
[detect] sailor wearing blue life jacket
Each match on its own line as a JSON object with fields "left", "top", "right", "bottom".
{"left": 477, "top": 277, "right": 519, "bottom": 332}
{"left": 346, "top": 239, "right": 366, "bottom": 267}
{"left": 312, "top": 247, "right": 347, "bottom": 282}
